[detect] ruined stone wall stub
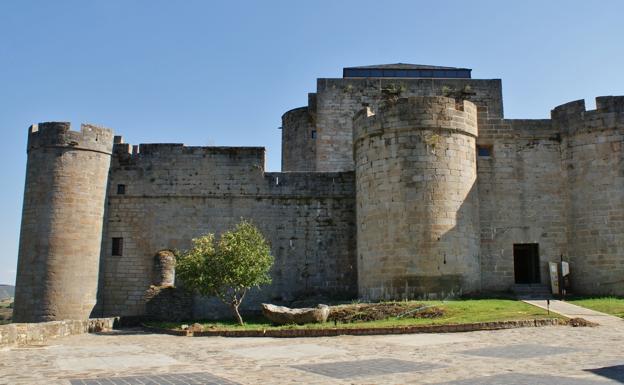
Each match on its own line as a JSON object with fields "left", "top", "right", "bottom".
{"left": 353, "top": 97, "right": 481, "bottom": 300}
{"left": 153, "top": 250, "right": 175, "bottom": 287}
{"left": 13, "top": 122, "right": 113, "bottom": 322}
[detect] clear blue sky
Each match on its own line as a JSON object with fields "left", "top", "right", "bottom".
{"left": 1, "top": 0, "right": 623, "bottom": 285}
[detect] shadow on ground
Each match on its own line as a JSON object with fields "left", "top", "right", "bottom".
{"left": 585, "top": 364, "right": 624, "bottom": 383}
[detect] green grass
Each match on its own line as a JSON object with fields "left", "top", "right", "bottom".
{"left": 147, "top": 299, "right": 564, "bottom": 331}
{"left": 567, "top": 297, "right": 624, "bottom": 318}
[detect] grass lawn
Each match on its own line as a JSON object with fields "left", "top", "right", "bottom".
{"left": 567, "top": 297, "right": 624, "bottom": 318}
{"left": 147, "top": 299, "right": 564, "bottom": 331}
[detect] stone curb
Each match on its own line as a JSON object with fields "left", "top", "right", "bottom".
{"left": 142, "top": 318, "right": 566, "bottom": 338}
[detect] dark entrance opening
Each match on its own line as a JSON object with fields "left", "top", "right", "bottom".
{"left": 513, "top": 243, "right": 540, "bottom": 284}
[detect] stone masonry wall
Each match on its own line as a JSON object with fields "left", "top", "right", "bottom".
{"left": 13, "top": 123, "right": 113, "bottom": 322}
{"left": 315, "top": 78, "right": 503, "bottom": 172}
{"left": 476, "top": 119, "right": 567, "bottom": 291}
{"left": 353, "top": 97, "right": 481, "bottom": 300}
{"left": 99, "top": 142, "right": 356, "bottom": 317}
{"left": 555, "top": 97, "right": 624, "bottom": 295}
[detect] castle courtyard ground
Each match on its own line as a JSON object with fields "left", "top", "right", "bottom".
{"left": 1, "top": 316, "right": 623, "bottom": 385}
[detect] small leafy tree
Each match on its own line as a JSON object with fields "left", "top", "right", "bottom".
{"left": 176, "top": 219, "right": 274, "bottom": 325}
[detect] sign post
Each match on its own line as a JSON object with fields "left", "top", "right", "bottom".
{"left": 561, "top": 260, "right": 570, "bottom": 297}
{"left": 549, "top": 262, "right": 560, "bottom": 296}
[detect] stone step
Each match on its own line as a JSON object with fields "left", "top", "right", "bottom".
{"left": 513, "top": 288, "right": 552, "bottom": 294}
{"left": 512, "top": 284, "right": 553, "bottom": 299}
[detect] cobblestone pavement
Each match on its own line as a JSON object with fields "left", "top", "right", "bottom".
{"left": 1, "top": 322, "right": 623, "bottom": 384}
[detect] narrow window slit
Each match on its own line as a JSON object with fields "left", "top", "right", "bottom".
{"left": 112, "top": 237, "right": 123, "bottom": 256}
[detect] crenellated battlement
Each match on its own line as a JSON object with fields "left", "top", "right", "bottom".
{"left": 113, "top": 141, "right": 265, "bottom": 168}
{"left": 551, "top": 96, "right": 624, "bottom": 118}
{"left": 595, "top": 96, "right": 624, "bottom": 113}
{"left": 28, "top": 122, "right": 114, "bottom": 154}
{"left": 551, "top": 96, "right": 624, "bottom": 135}
{"left": 137, "top": 143, "right": 265, "bottom": 158}
{"left": 110, "top": 142, "right": 268, "bottom": 197}
{"left": 353, "top": 96, "right": 478, "bottom": 144}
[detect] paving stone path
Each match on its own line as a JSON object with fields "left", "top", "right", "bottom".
{"left": 523, "top": 299, "right": 624, "bottom": 327}
{"left": 1, "top": 316, "right": 623, "bottom": 384}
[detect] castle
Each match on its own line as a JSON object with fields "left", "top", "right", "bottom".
{"left": 13, "top": 64, "right": 624, "bottom": 322}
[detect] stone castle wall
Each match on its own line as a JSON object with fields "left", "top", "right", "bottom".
{"left": 314, "top": 77, "right": 503, "bottom": 172}
{"left": 353, "top": 97, "right": 481, "bottom": 300}
{"left": 476, "top": 118, "right": 567, "bottom": 291}
{"left": 99, "top": 142, "right": 356, "bottom": 317}
{"left": 13, "top": 123, "right": 113, "bottom": 322}
{"left": 12, "top": 68, "right": 624, "bottom": 323}
{"left": 554, "top": 97, "right": 624, "bottom": 295}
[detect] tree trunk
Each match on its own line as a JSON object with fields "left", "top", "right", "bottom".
{"left": 231, "top": 303, "right": 244, "bottom": 325}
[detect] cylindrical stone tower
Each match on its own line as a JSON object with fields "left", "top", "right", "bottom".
{"left": 13, "top": 122, "right": 114, "bottom": 322}
{"left": 281, "top": 106, "right": 316, "bottom": 171}
{"left": 353, "top": 97, "right": 480, "bottom": 300}
{"left": 554, "top": 96, "right": 624, "bottom": 296}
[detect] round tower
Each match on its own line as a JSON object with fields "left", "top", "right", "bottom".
{"left": 13, "top": 122, "right": 114, "bottom": 322}
{"left": 281, "top": 106, "right": 316, "bottom": 171}
{"left": 553, "top": 96, "right": 624, "bottom": 296}
{"left": 353, "top": 97, "right": 480, "bottom": 300}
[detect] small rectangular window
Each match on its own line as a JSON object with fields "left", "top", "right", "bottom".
{"left": 477, "top": 145, "right": 493, "bottom": 157}
{"left": 117, "top": 184, "right": 126, "bottom": 195}
{"left": 311, "top": 130, "right": 317, "bottom": 139}
{"left": 112, "top": 237, "right": 123, "bottom": 256}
